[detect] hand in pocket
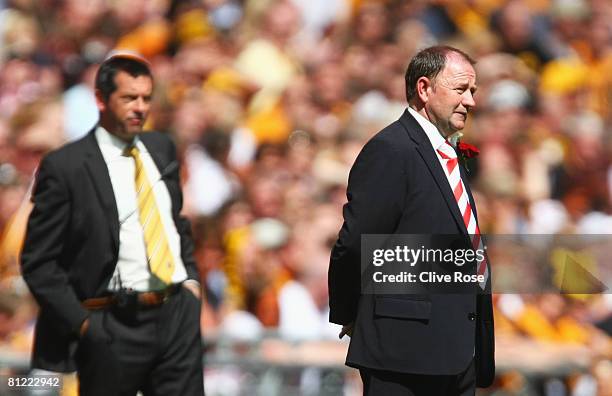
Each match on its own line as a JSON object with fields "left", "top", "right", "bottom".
{"left": 80, "top": 313, "right": 112, "bottom": 343}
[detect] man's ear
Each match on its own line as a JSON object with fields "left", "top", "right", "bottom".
{"left": 416, "top": 76, "right": 431, "bottom": 104}
{"left": 94, "top": 89, "right": 106, "bottom": 112}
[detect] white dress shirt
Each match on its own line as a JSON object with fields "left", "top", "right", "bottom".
{"left": 95, "top": 126, "right": 188, "bottom": 291}
{"left": 407, "top": 107, "right": 464, "bottom": 192}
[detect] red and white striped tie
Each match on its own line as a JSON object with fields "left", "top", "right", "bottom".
{"left": 437, "top": 141, "right": 488, "bottom": 290}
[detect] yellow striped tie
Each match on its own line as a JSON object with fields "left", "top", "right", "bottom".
{"left": 126, "top": 145, "right": 175, "bottom": 284}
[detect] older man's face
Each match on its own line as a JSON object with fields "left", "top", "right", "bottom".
{"left": 425, "top": 54, "right": 477, "bottom": 137}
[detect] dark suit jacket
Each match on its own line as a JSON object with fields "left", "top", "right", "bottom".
{"left": 20, "top": 129, "right": 199, "bottom": 372}
{"left": 329, "top": 110, "right": 495, "bottom": 387}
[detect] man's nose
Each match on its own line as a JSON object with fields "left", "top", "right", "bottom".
{"left": 134, "top": 97, "right": 148, "bottom": 113}
{"left": 462, "top": 90, "right": 476, "bottom": 108}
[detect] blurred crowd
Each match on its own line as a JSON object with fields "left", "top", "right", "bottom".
{"left": 0, "top": 0, "right": 611, "bottom": 394}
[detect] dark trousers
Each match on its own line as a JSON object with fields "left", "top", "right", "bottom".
{"left": 75, "top": 286, "right": 204, "bottom": 396}
{"left": 360, "top": 359, "right": 475, "bottom": 396}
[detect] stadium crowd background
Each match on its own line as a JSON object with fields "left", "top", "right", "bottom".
{"left": 0, "top": 0, "right": 610, "bottom": 394}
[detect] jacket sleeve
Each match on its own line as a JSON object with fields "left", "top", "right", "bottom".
{"left": 165, "top": 136, "right": 200, "bottom": 283}
{"left": 178, "top": 214, "right": 199, "bottom": 282}
{"left": 328, "top": 137, "right": 407, "bottom": 325}
{"left": 21, "top": 155, "right": 89, "bottom": 336}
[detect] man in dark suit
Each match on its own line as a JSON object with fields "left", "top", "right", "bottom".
{"left": 328, "top": 46, "right": 494, "bottom": 395}
{"left": 21, "top": 54, "right": 204, "bottom": 395}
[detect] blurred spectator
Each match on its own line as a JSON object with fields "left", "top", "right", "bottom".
{"left": 63, "top": 63, "right": 99, "bottom": 140}
{"left": 185, "top": 128, "right": 241, "bottom": 217}
{"left": 491, "top": 0, "right": 559, "bottom": 70}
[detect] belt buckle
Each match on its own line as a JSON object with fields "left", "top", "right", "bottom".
{"left": 116, "top": 288, "right": 138, "bottom": 310}
{"left": 116, "top": 288, "right": 129, "bottom": 308}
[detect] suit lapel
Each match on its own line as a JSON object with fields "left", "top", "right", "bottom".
{"left": 459, "top": 164, "right": 479, "bottom": 228}
{"left": 140, "top": 134, "right": 167, "bottom": 175}
{"left": 399, "top": 110, "right": 469, "bottom": 234}
{"left": 139, "top": 134, "right": 179, "bottom": 216}
{"left": 83, "top": 130, "right": 120, "bottom": 251}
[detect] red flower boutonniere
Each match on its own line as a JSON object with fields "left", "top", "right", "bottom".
{"left": 457, "top": 142, "right": 479, "bottom": 158}
{"left": 457, "top": 142, "right": 479, "bottom": 173}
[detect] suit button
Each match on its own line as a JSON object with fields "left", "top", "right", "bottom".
{"left": 468, "top": 312, "right": 476, "bottom": 321}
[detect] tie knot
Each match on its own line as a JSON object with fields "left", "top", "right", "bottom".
{"left": 437, "top": 141, "right": 457, "bottom": 160}
{"left": 124, "top": 145, "right": 139, "bottom": 158}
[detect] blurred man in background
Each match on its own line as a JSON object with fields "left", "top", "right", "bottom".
{"left": 21, "top": 54, "right": 203, "bottom": 396}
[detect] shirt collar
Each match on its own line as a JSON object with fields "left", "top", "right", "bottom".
{"left": 95, "top": 125, "right": 142, "bottom": 156}
{"left": 407, "top": 107, "right": 447, "bottom": 151}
